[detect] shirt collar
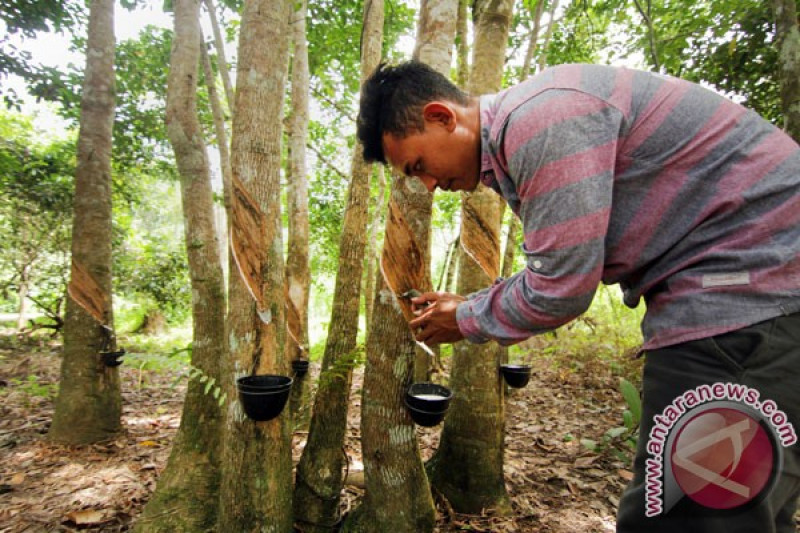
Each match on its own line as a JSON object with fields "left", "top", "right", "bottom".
{"left": 479, "top": 93, "right": 498, "bottom": 188}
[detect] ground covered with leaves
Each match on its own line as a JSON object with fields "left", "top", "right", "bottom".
{"left": 1, "top": 332, "right": 639, "bottom": 532}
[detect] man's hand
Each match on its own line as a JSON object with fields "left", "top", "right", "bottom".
{"left": 408, "top": 292, "right": 466, "bottom": 345}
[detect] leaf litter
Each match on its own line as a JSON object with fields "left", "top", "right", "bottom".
{"left": 2, "top": 333, "right": 642, "bottom": 532}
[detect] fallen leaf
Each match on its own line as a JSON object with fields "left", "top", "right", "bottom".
{"left": 617, "top": 469, "right": 634, "bottom": 481}
{"left": 138, "top": 440, "right": 159, "bottom": 447}
{"left": 9, "top": 473, "right": 25, "bottom": 485}
{"left": 65, "top": 509, "right": 110, "bottom": 525}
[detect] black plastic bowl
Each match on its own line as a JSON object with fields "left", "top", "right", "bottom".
{"left": 405, "top": 382, "right": 453, "bottom": 412}
{"left": 405, "top": 403, "right": 448, "bottom": 427}
{"left": 291, "top": 359, "right": 310, "bottom": 377}
{"left": 237, "top": 374, "right": 293, "bottom": 392}
{"left": 499, "top": 364, "right": 532, "bottom": 388}
{"left": 237, "top": 375, "right": 293, "bottom": 421}
{"left": 102, "top": 350, "right": 125, "bottom": 367}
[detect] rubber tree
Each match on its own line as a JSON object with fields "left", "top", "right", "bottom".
{"left": 134, "top": 0, "right": 227, "bottom": 528}
{"left": 427, "top": 0, "right": 514, "bottom": 515}
{"left": 409, "top": 0, "right": 459, "bottom": 384}
{"left": 286, "top": 0, "right": 312, "bottom": 429}
{"left": 49, "top": 0, "right": 121, "bottom": 445}
{"left": 292, "top": 0, "right": 383, "bottom": 530}
{"left": 343, "top": 1, "right": 458, "bottom": 530}
{"left": 216, "top": 0, "right": 293, "bottom": 529}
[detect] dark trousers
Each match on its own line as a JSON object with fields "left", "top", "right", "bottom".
{"left": 617, "top": 313, "right": 800, "bottom": 532}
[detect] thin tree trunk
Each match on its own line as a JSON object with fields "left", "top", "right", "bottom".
{"left": 537, "top": 0, "right": 559, "bottom": 71}
{"left": 203, "top": 0, "right": 234, "bottom": 109}
{"left": 49, "top": 0, "right": 120, "bottom": 445}
{"left": 134, "top": 1, "right": 226, "bottom": 529}
{"left": 455, "top": 0, "right": 469, "bottom": 88}
{"left": 773, "top": 0, "right": 800, "bottom": 142}
{"left": 200, "top": 30, "right": 232, "bottom": 278}
{"left": 521, "top": 0, "right": 545, "bottom": 79}
{"left": 16, "top": 264, "right": 30, "bottom": 331}
{"left": 286, "top": 0, "right": 312, "bottom": 431}
{"left": 217, "top": 0, "right": 292, "bottom": 530}
{"left": 293, "top": 4, "right": 382, "bottom": 529}
{"left": 364, "top": 165, "right": 386, "bottom": 333}
{"left": 427, "top": 0, "right": 513, "bottom": 515}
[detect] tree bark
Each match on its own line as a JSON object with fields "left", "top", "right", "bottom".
{"left": 49, "top": 0, "right": 120, "bottom": 445}
{"left": 203, "top": 0, "right": 234, "bottom": 109}
{"left": 286, "top": 0, "right": 312, "bottom": 430}
{"left": 772, "top": 0, "right": 800, "bottom": 142}
{"left": 344, "top": 1, "right": 458, "bottom": 530}
{"left": 409, "top": 0, "right": 459, "bottom": 384}
{"left": 200, "top": 31, "right": 232, "bottom": 274}
{"left": 363, "top": 165, "right": 386, "bottom": 333}
{"left": 293, "top": 3, "right": 382, "bottom": 528}
{"left": 134, "top": 1, "right": 227, "bottom": 529}
{"left": 217, "top": 0, "right": 293, "bottom": 530}
{"left": 427, "top": 0, "right": 513, "bottom": 515}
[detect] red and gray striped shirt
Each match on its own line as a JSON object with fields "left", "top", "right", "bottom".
{"left": 455, "top": 64, "right": 800, "bottom": 350}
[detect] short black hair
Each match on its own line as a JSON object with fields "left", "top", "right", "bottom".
{"left": 357, "top": 60, "right": 469, "bottom": 164}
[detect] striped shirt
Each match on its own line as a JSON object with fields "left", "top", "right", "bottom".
{"left": 455, "top": 64, "right": 800, "bottom": 350}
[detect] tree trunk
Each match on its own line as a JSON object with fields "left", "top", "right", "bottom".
{"left": 286, "top": 0, "right": 312, "bottom": 431}
{"left": 344, "top": 1, "right": 458, "bottom": 530}
{"left": 363, "top": 165, "right": 386, "bottom": 333}
{"left": 293, "top": 3, "right": 382, "bottom": 528}
{"left": 203, "top": 0, "right": 234, "bottom": 109}
{"left": 427, "top": 0, "right": 513, "bottom": 515}
{"left": 455, "top": 0, "right": 469, "bottom": 88}
{"left": 536, "top": 0, "right": 559, "bottom": 72}
{"left": 520, "top": 0, "right": 545, "bottom": 79}
{"left": 16, "top": 263, "right": 30, "bottom": 331}
{"left": 409, "top": 0, "right": 458, "bottom": 384}
{"left": 217, "top": 0, "right": 293, "bottom": 530}
{"left": 49, "top": 0, "right": 120, "bottom": 445}
{"left": 200, "top": 32, "right": 232, "bottom": 276}
{"left": 772, "top": 0, "right": 800, "bottom": 142}
{"left": 134, "top": 2, "right": 227, "bottom": 529}
{"left": 342, "top": 264, "right": 436, "bottom": 533}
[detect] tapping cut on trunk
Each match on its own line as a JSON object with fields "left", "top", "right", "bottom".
{"left": 230, "top": 174, "right": 270, "bottom": 321}
{"left": 378, "top": 199, "right": 432, "bottom": 322}
{"left": 67, "top": 258, "right": 107, "bottom": 324}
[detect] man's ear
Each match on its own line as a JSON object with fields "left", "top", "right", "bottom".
{"left": 422, "top": 102, "right": 456, "bottom": 132}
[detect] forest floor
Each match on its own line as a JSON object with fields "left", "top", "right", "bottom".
{"left": 0, "top": 330, "right": 639, "bottom": 532}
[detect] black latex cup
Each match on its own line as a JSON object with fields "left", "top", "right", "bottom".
{"left": 405, "top": 382, "right": 453, "bottom": 411}
{"left": 405, "top": 403, "right": 448, "bottom": 427}
{"left": 291, "top": 359, "right": 310, "bottom": 377}
{"left": 237, "top": 375, "right": 293, "bottom": 421}
{"left": 102, "top": 350, "right": 125, "bottom": 367}
{"left": 499, "top": 364, "right": 532, "bottom": 388}
{"left": 404, "top": 382, "right": 452, "bottom": 427}
{"left": 237, "top": 374, "right": 293, "bottom": 392}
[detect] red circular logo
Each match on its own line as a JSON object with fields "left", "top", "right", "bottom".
{"left": 671, "top": 408, "right": 774, "bottom": 509}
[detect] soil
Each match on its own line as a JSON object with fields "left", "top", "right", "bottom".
{"left": 1, "top": 332, "right": 638, "bottom": 532}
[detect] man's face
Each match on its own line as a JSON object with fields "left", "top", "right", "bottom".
{"left": 381, "top": 101, "right": 480, "bottom": 194}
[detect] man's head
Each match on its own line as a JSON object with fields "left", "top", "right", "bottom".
{"left": 357, "top": 61, "right": 482, "bottom": 193}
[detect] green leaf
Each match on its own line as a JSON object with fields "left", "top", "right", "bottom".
{"left": 620, "top": 378, "right": 641, "bottom": 423}
{"left": 581, "top": 438, "right": 599, "bottom": 452}
{"left": 606, "top": 426, "right": 628, "bottom": 439}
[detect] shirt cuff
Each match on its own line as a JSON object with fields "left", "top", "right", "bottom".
{"left": 456, "top": 299, "right": 490, "bottom": 344}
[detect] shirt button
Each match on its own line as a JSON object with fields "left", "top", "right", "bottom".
{"left": 533, "top": 260, "right": 543, "bottom": 269}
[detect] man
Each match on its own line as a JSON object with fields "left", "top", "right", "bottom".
{"left": 357, "top": 61, "right": 800, "bottom": 532}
